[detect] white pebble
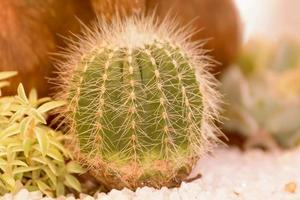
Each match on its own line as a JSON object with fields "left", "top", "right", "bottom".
{"left": 169, "top": 188, "right": 181, "bottom": 200}
{"left": 121, "top": 188, "right": 135, "bottom": 198}
{"left": 65, "top": 196, "right": 75, "bottom": 200}
{"left": 41, "top": 198, "right": 54, "bottom": 200}
{"left": 79, "top": 193, "right": 94, "bottom": 200}
{"left": 134, "top": 187, "right": 155, "bottom": 200}
{"left": 28, "top": 191, "right": 43, "bottom": 200}
{"left": 96, "top": 193, "right": 111, "bottom": 200}
{"left": 2, "top": 193, "right": 13, "bottom": 200}
{"left": 13, "top": 189, "right": 29, "bottom": 200}
{"left": 109, "top": 189, "right": 129, "bottom": 200}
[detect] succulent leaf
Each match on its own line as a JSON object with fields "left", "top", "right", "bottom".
{"left": 0, "top": 78, "right": 85, "bottom": 197}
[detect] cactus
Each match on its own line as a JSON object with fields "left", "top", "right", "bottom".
{"left": 55, "top": 15, "right": 220, "bottom": 190}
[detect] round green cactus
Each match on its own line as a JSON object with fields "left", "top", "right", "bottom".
{"left": 55, "top": 16, "right": 220, "bottom": 190}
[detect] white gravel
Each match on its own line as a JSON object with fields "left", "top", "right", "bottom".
{"left": 2, "top": 147, "right": 300, "bottom": 200}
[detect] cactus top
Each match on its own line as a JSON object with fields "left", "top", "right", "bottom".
{"left": 55, "top": 15, "right": 221, "bottom": 189}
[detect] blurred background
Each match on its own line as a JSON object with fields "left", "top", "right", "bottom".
{"left": 235, "top": 0, "right": 300, "bottom": 41}
{"left": 222, "top": 0, "right": 300, "bottom": 149}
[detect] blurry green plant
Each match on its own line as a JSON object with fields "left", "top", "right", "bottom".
{"left": 0, "top": 72, "right": 85, "bottom": 197}
{"left": 221, "top": 38, "right": 300, "bottom": 148}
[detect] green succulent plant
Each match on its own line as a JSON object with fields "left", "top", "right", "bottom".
{"left": 54, "top": 16, "right": 220, "bottom": 189}
{"left": 0, "top": 72, "right": 85, "bottom": 197}
{"left": 221, "top": 38, "right": 300, "bottom": 148}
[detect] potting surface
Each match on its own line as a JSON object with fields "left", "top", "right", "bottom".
{"left": 2, "top": 147, "right": 300, "bottom": 200}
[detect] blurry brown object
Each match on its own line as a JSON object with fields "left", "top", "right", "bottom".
{"left": 90, "top": 0, "right": 146, "bottom": 20}
{"left": 146, "top": 0, "right": 242, "bottom": 75}
{"left": 1, "top": 0, "right": 241, "bottom": 96}
{"left": 0, "top": 0, "right": 94, "bottom": 97}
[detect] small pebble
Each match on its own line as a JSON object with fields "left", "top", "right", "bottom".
{"left": 284, "top": 182, "right": 297, "bottom": 193}
{"left": 28, "top": 191, "right": 43, "bottom": 200}
{"left": 96, "top": 192, "right": 114, "bottom": 200}
{"left": 79, "top": 193, "right": 94, "bottom": 200}
{"left": 13, "top": 189, "right": 29, "bottom": 200}
{"left": 2, "top": 193, "right": 13, "bottom": 200}
{"left": 109, "top": 189, "right": 130, "bottom": 200}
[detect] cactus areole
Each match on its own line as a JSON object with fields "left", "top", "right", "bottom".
{"left": 55, "top": 15, "right": 220, "bottom": 190}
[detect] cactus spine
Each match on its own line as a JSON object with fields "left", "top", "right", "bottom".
{"left": 55, "top": 15, "right": 220, "bottom": 190}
